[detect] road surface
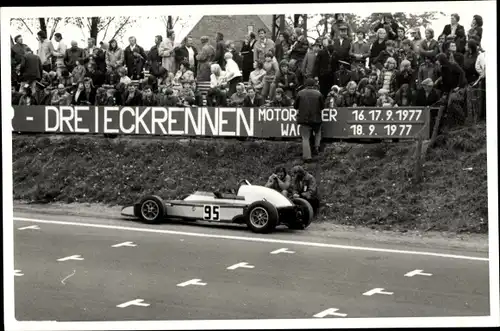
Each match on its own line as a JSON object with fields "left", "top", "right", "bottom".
{"left": 12, "top": 211, "right": 490, "bottom": 321}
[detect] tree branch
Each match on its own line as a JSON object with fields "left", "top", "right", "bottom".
{"left": 101, "top": 17, "right": 115, "bottom": 42}
{"left": 19, "top": 18, "right": 34, "bottom": 35}
{"left": 110, "top": 17, "right": 131, "bottom": 40}
{"left": 49, "top": 18, "right": 61, "bottom": 39}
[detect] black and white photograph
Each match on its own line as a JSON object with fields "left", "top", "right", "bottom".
{"left": 2, "top": 1, "right": 498, "bottom": 330}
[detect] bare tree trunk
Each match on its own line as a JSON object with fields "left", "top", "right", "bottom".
{"left": 11, "top": 35, "right": 15, "bottom": 47}
{"left": 90, "top": 17, "right": 100, "bottom": 41}
{"left": 19, "top": 19, "right": 34, "bottom": 35}
{"left": 49, "top": 18, "right": 61, "bottom": 40}
{"left": 39, "top": 18, "right": 47, "bottom": 36}
{"left": 429, "top": 102, "right": 446, "bottom": 148}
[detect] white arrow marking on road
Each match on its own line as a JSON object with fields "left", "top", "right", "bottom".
{"left": 116, "top": 299, "right": 150, "bottom": 308}
{"left": 177, "top": 279, "right": 207, "bottom": 287}
{"left": 57, "top": 255, "right": 84, "bottom": 262}
{"left": 313, "top": 308, "right": 347, "bottom": 318}
{"left": 404, "top": 269, "right": 433, "bottom": 277}
{"left": 270, "top": 248, "right": 295, "bottom": 255}
{"left": 363, "top": 288, "right": 394, "bottom": 296}
{"left": 227, "top": 262, "right": 255, "bottom": 270}
{"left": 14, "top": 270, "right": 24, "bottom": 276}
{"left": 26, "top": 116, "right": 34, "bottom": 121}
{"left": 18, "top": 225, "right": 40, "bottom": 230}
{"left": 111, "top": 241, "right": 137, "bottom": 248}
{"left": 61, "top": 270, "right": 76, "bottom": 285}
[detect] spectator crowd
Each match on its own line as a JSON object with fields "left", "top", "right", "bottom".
{"left": 11, "top": 12, "right": 486, "bottom": 128}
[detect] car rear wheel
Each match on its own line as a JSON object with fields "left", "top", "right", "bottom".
{"left": 138, "top": 195, "right": 165, "bottom": 224}
{"left": 288, "top": 198, "right": 314, "bottom": 229}
{"left": 245, "top": 201, "right": 279, "bottom": 233}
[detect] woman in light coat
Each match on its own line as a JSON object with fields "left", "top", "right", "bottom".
{"left": 159, "top": 30, "right": 176, "bottom": 73}
{"left": 196, "top": 36, "right": 216, "bottom": 81}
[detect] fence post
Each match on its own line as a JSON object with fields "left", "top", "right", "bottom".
{"left": 414, "top": 132, "right": 424, "bottom": 184}
{"left": 429, "top": 102, "right": 446, "bottom": 149}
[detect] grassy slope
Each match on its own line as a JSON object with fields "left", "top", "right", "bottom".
{"left": 12, "top": 122, "right": 488, "bottom": 234}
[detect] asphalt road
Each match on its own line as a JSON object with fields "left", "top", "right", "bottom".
{"left": 13, "top": 211, "right": 490, "bottom": 321}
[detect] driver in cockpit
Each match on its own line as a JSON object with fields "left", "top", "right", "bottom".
{"left": 265, "top": 166, "right": 292, "bottom": 197}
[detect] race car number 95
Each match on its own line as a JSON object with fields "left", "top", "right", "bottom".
{"left": 203, "top": 205, "right": 220, "bottom": 221}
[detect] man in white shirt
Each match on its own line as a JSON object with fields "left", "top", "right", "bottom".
{"left": 52, "top": 33, "right": 67, "bottom": 77}
{"left": 224, "top": 52, "right": 242, "bottom": 96}
{"left": 176, "top": 36, "right": 198, "bottom": 76}
{"left": 36, "top": 30, "right": 55, "bottom": 73}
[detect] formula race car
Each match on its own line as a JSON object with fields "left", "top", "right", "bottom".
{"left": 120, "top": 179, "right": 315, "bottom": 233}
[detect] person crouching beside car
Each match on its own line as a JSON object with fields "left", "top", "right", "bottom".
{"left": 290, "top": 165, "right": 319, "bottom": 215}
{"left": 265, "top": 166, "right": 291, "bottom": 197}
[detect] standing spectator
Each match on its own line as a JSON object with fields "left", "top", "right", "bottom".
{"left": 224, "top": 52, "right": 243, "bottom": 97}
{"left": 214, "top": 32, "right": 226, "bottom": 70}
{"left": 394, "top": 84, "right": 412, "bottom": 107}
{"left": 293, "top": 78, "right": 325, "bottom": 162}
{"left": 11, "top": 35, "right": 32, "bottom": 72}
{"left": 270, "top": 87, "right": 292, "bottom": 107}
{"left": 52, "top": 33, "right": 67, "bottom": 77}
{"left": 275, "top": 60, "right": 298, "bottom": 99}
{"left": 64, "top": 41, "right": 85, "bottom": 73}
{"left": 226, "top": 40, "right": 243, "bottom": 69}
{"left": 341, "top": 81, "right": 360, "bottom": 107}
{"left": 441, "top": 14, "right": 466, "bottom": 53}
{"left": 475, "top": 47, "right": 486, "bottom": 120}
{"left": 350, "top": 30, "right": 370, "bottom": 69}
{"left": 195, "top": 36, "right": 215, "bottom": 82}
{"left": 229, "top": 82, "right": 247, "bottom": 106}
{"left": 330, "top": 14, "right": 353, "bottom": 40}
{"left": 243, "top": 86, "right": 265, "bottom": 107}
{"left": 332, "top": 24, "right": 352, "bottom": 71}
{"left": 301, "top": 42, "right": 320, "bottom": 80}
{"left": 94, "top": 41, "right": 108, "bottom": 73}
{"left": 124, "top": 36, "right": 147, "bottom": 80}
{"left": 207, "top": 63, "right": 228, "bottom": 106}
{"left": 314, "top": 37, "right": 335, "bottom": 98}
{"left": 274, "top": 32, "right": 291, "bottom": 62}
{"left": 372, "top": 13, "right": 399, "bottom": 40}
{"left": 36, "top": 30, "right": 54, "bottom": 72}
{"left": 248, "top": 61, "right": 266, "bottom": 96}
{"left": 463, "top": 39, "right": 480, "bottom": 84}
{"left": 394, "top": 27, "right": 406, "bottom": 49}
{"left": 418, "top": 55, "right": 438, "bottom": 87}
{"left": 358, "top": 84, "right": 378, "bottom": 106}
{"left": 19, "top": 50, "right": 43, "bottom": 91}
{"left": 254, "top": 28, "right": 275, "bottom": 64}
{"left": 399, "top": 39, "right": 418, "bottom": 71}
{"left": 373, "top": 40, "right": 399, "bottom": 70}
{"left": 377, "top": 57, "right": 398, "bottom": 97}
{"left": 71, "top": 60, "right": 86, "bottom": 84}
{"left": 288, "top": 28, "right": 309, "bottom": 81}
{"left": 241, "top": 32, "right": 257, "bottom": 82}
{"left": 175, "top": 36, "right": 198, "bottom": 77}
{"left": 84, "top": 38, "right": 98, "bottom": 66}
{"left": 159, "top": 30, "right": 176, "bottom": 74}
{"left": 409, "top": 29, "right": 423, "bottom": 56}
{"left": 148, "top": 35, "right": 163, "bottom": 77}
{"left": 468, "top": 15, "right": 483, "bottom": 43}
{"left": 261, "top": 52, "right": 279, "bottom": 100}
{"left": 418, "top": 28, "right": 440, "bottom": 64}
{"left": 369, "top": 28, "right": 388, "bottom": 68}
{"left": 106, "top": 39, "right": 124, "bottom": 75}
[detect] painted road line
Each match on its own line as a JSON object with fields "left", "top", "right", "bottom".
{"left": 271, "top": 248, "right": 295, "bottom": 255}
{"left": 13, "top": 217, "right": 489, "bottom": 262}
{"left": 17, "top": 225, "right": 40, "bottom": 230}
{"left": 111, "top": 241, "right": 137, "bottom": 247}
{"left": 176, "top": 279, "right": 207, "bottom": 287}
{"left": 405, "top": 269, "right": 433, "bottom": 277}
{"left": 26, "top": 116, "right": 34, "bottom": 121}
{"left": 14, "top": 269, "right": 23, "bottom": 276}
{"left": 57, "top": 255, "right": 84, "bottom": 262}
{"left": 116, "top": 299, "right": 150, "bottom": 308}
{"left": 61, "top": 270, "right": 76, "bottom": 285}
{"left": 363, "top": 288, "right": 394, "bottom": 296}
{"left": 227, "top": 262, "right": 255, "bottom": 270}
{"left": 313, "top": 308, "right": 347, "bottom": 318}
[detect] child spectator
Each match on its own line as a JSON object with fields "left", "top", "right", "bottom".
{"left": 394, "top": 83, "right": 412, "bottom": 107}
{"left": 71, "top": 60, "right": 86, "bottom": 84}
{"left": 376, "top": 88, "right": 395, "bottom": 107}
{"left": 249, "top": 61, "right": 266, "bottom": 96}
{"left": 229, "top": 82, "right": 247, "bottom": 107}
{"left": 377, "top": 57, "right": 398, "bottom": 97}
{"left": 275, "top": 60, "right": 298, "bottom": 99}
{"left": 341, "top": 81, "right": 360, "bottom": 107}
{"left": 243, "top": 86, "right": 265, "bottom": 107}
{"left": 270, "top": 87, "right": 292, "bottom": 107}
{"left": 358, "top": 84, "right": 378, "bottom": 107}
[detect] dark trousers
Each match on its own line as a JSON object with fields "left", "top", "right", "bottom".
{"left": 228, "top": 76, "right": 242, "bottom": 97}
{"left": 318, "top": 74, "right": 334, "bottom": 99}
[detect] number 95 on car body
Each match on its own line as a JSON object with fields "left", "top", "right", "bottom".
{"left": 120, "top": 179, "right": 315, "bottom": 233}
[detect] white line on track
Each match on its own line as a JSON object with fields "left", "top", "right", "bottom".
{"left": 13, "top": 217, "right": 489, "bottom": 262}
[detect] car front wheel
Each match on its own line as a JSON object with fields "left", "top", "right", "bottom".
{"left": 245, "top": 201, "right": 279, "bottom": 233}
{"left": 138, "top": 195, "right": 165, "bottom": 224}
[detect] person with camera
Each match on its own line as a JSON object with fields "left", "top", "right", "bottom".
{"left": 265, "top": 166, "right": 292, "bottom": 197}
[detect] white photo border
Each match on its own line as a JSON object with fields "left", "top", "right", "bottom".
{"left": 2, "top": 1, "right": 498, "bottom": 330}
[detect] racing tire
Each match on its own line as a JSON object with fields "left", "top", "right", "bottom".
{"left": 137, "top": 195, "right": 165, "bottom": 224}
{"left": 288, "top": 198, "right": 314, "bottom": 230}
{"left": 245, "top": 200, "right": 279, "bottom": 234}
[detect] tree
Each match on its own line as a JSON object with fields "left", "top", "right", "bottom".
{"left": 69, "top": 16, "right": 136, "bottom": 43}
{"left": 10, "top": 17, "right": 65, "bottom": 40}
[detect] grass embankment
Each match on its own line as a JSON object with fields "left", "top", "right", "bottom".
{"left": 13, "top": 122, "right": 488, "bottom": 234}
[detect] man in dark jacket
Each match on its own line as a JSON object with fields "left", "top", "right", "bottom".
{"left": 294, "top": 78, "right": 325, "bottom": 162}
{"left": 313, "top": 37, "right": 335, "bottom": 98}
{"left": 243, "top": 86, "right": 265, "bottom": 107}
{"left": 148, "top": 35, "right": 163, "bottom": 77}
{"left": 20, "top": 50, "right": 43, "bottom": 89}
{"left": 175, "top": 36, "right": 198, "bottom": 75}
{"left": 64, "top": 41, "right": 85, "bottom": 73}
{"left": 290, "top": 165, "right": 320, "bottom": 215}
{"left": 214, "top": 32, "right": 226, "bottom": 70}
{"left": 124, "top": 36, "right": 147, "bottom": 80}
{"left": 332, "top": 24, "right": 352, "bottom": 71}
